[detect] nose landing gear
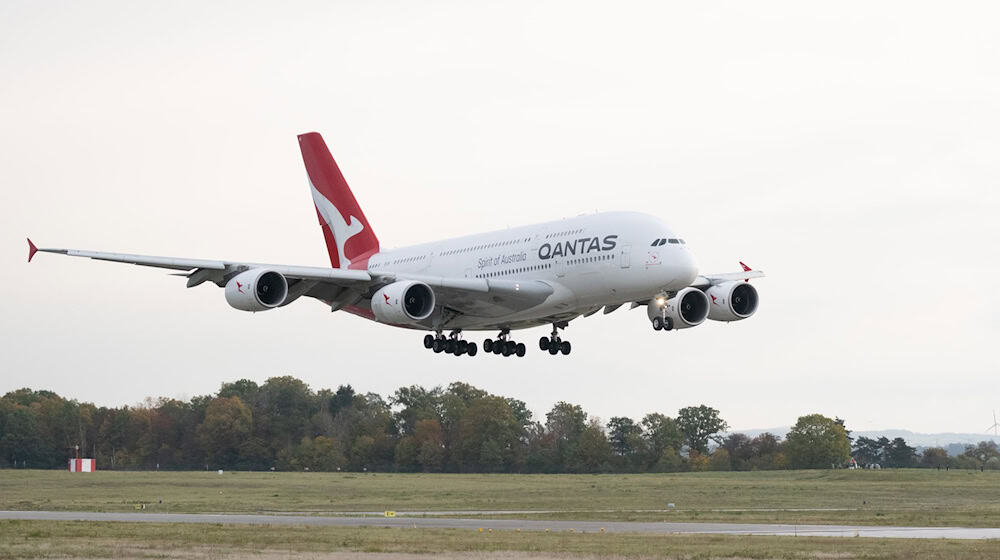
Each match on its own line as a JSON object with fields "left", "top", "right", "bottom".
{"left": 651, "top": 316, "right": 674, "bottom": 331}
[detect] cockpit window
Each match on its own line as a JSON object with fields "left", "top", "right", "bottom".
{"left": 668, "top": 238, "right": 679, "bottom": 244}
{"left": 679, "top": 239, "right": 686, "bottom": 244}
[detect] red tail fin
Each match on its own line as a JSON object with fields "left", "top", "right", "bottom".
{"left": 298, "top": 132, "right": 379, "bottom": 269}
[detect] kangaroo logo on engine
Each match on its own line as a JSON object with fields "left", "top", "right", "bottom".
{"left": 538, "top": 235, "right": 618, "bottom": 260}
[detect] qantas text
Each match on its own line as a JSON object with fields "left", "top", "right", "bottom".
{"left": 538, "top": 235, "right": 617, "bottom": 260}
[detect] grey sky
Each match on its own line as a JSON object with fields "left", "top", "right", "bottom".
{"left": 2, "top": 1, "right": 998, "bottom": 434}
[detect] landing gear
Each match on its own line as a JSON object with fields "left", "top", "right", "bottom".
{"left": 484, "top": 329, "right": 526, "bottom": 358}
{"left": 652, "top": 316, "right": 673, "bottom": 332}
{"left": 425, "top": 331, "right": 477, "bottom": 358}
{"left": 540, "top": 324, "right": 571, "bottom": 355}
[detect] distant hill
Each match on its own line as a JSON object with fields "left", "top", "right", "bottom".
{"left": 729, "top": 427, "right": 1000, "bottom": 455}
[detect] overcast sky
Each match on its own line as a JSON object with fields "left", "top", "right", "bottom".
{"left": 2, "top": 1, "right": 998, "bottom": 434}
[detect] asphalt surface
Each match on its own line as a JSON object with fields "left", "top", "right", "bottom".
{"left": 2, "top": 510, "right": 999, "bottom": 539}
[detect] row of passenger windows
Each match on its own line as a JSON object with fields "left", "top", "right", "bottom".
{"left": 442, "top": 237, "right": 532, "bottom": 256}
{"left": 545, "top": 228, "right": 583, "bottom": 240}
{"left": 650, "top": 238, "right": 685, "bottom": 247}
{"left": 475, "top": 263, "right": 552, "bottom": 278}
{"left": 370, "top": 254, "right": 426, "bottom": 269}
{"left": 567, "top": 254, "right": 614, "bottom": 265}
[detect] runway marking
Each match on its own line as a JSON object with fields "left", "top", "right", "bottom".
{"left": 1, "top": 510, "right": 998, "bottom": 540}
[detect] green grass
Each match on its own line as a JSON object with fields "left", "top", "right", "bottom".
{"left": 2, "top": 520, "right": 999, "bottom": 560}
{"left": 2, "top": 469, "right": 999, "bottom": 527}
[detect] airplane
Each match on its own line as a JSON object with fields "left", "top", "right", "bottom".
{"left": 28, "top": 132, "right": 764, "bottom": 358}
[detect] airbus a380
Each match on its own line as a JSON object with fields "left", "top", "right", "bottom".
{"left": 28, "top": 132, "right": 763, "bottom": 358}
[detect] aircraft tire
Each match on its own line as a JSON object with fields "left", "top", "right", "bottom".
{"left": 484, "top": 339, "right": 493, "bottom": 352}
{"left": 548, "top": 345, "right": 559, "bottom": 355}
{"left": 423, "top": 334, "right": 435, "bottom": 348}
{"left": 505, "top": 341, "right": 516, "bottom": 355}
{"left": 539, "top": 336, "right": 549, "bottom": 350}
{"left": 433, "top": 339, "right": 445, "bottom": 353}
{"left": 560, "top": 341, "right": 571, "bottom": 355}
{"left": 652, "top": 317, "right": 663, "bottom": 331}
{"left": 446, "top": 339, "right": 457, "bottom": 354}
{"left": 467, "top": 342, "right": 478, "bottom": 357}
{"left": 515, "top": 343, "right": 526, "bottom": 357}
{"left": 663, "top": 317, "right": 674, "bottom": 331}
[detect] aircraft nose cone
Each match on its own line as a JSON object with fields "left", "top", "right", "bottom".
{"left": 678, "top": 250, "right": 699, "bottom": 286}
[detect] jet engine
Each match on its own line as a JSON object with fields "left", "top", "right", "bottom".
{"left": 706, "top": 281, "right": 759, "bottom": 322}
{"left": 647, "top": 287, "right": 710, "bottom": 330}
{"left": 371, "top": 281, "right": 436, "bottom": 325}
{"left": 224, "top": 269, "right": 288, "bottom": 312}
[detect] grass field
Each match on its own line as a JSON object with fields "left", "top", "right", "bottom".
{"left": 2, "top": 468, "right": 999, "bottom": 527}
{"left": 2, "top": 520, "right": 999, "bottom": 560}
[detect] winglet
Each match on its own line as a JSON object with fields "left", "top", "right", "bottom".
{"left": 27, "top": 238, "right": 38, "bottom": 262}
{"left": 739, "top": 261, "right": 752, "bottom": 272}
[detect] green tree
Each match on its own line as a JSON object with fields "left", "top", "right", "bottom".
{"left": 709, "top": 448, "right": 732, "bottom": 471}
{"left": 921, "top": 447, "right": 951, "bottom": 468}
{"left": 641, "top": 413, "right": 683, "bottom": 468}
{"left": 958, "top": 441, "right": 1000, "bottom": 469}
{"left": 748, "top": 432, "right": 785, "bottom": 470}
{"left": 390, "top": 385, "right": 442, "bottom": 436}
{"left": 852, "top": 436, "right": 883, "bottom": 466}
{"left": 569, "top": 419, "right": 613, "bottom": 473}
{"left": 607, "top": 416, "right": 642, "bottom": 457}
{"left": 0, "top": 405, "right": 44, "bottom": 467}
{"left": 455, "top": 397, "right": 519, "bottom": 472}
{"left": 676, "top": 405, "right": 728, "bottom": 455}
{"left": 545, "top": 402, "right": 587, "bottom": 472}
{"left": 197, "top": 396, "right": 252, "bottom": 468}
{"left": 884, "top": 437, "right": 917, "bottom": 468}
{"left": 415, "top": 419, "right": 445, "bottom": 472}
{"left": 785, "top": 414, "right": 851, "bottom": 469}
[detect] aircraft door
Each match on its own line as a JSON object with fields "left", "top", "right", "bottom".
{"left": 620, "top": 245, "right": 631, "bottom": 268}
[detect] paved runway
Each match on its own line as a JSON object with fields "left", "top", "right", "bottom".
{"left": 3, "top": 510, "right": 999, "bottom": 539}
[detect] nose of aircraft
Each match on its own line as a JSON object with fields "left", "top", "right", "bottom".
{"left": 677, "top": 248, "right": 699, "bottom": 286}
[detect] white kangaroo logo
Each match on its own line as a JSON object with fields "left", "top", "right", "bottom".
{"left": 310, "top": 180, "right": 364, "bottom": 269}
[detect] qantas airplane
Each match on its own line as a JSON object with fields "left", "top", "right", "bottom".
{"left": 28, "top": 132, "right": 763, "bottom": 358}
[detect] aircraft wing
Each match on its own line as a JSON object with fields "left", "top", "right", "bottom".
{"left": 690, "top": 261, "right": 765, "bottom": 288}
{"left": 27, "top": 239, "right": 551, "bottom": 317}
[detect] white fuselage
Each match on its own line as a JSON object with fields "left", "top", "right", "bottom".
{"left": 365, "top": 211, "right": 698, "bottom": 330}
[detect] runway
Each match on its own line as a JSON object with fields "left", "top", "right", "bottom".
{"left": 3, "top": 510, "right": 999, "bottom": 539}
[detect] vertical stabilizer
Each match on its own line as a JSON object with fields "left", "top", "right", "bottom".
{"left": 298, "top": 132, "right": 380, "bottom": 269}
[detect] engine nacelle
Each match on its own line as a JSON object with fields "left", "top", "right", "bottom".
{"left": 371, "top": 281, "right": 436, "bottom": 325}
{"left": 647, "top": 287, "right": 710, "bottom": 330}
{"left": 224, "top": 269, "right": 288, "bottom": 312}
{"left": 706, "top": 281, "right": 759, "bottom": 322}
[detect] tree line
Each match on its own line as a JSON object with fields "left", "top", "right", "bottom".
{"left": 1, "top": 377, "right": 998, "bottom": 472}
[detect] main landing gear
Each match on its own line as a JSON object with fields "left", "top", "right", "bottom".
{"left": 538, "top": 324, "right": 571, "bottom": 356}
{"left": 483, "top": 329, "right": 526, "bottom": 358}
{"left": 424, "top": 331, "right": 477, "bottom": 357}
